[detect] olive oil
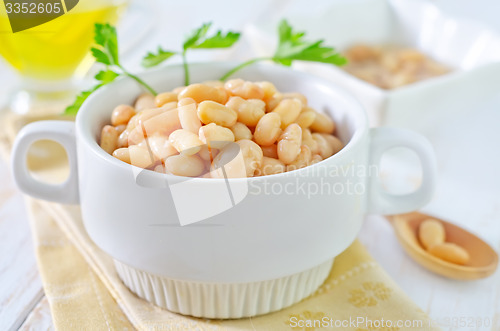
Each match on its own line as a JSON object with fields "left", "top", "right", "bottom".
{"left": 0, "top": 3, "right": 125, "bottom": 80}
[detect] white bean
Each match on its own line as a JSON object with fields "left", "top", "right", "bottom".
{"left": 100, "top": 125, "right": 119, "bottom": 154}
{"left": 197, "top": 101, "right": 237, "bottom": 127}
{"left": 236, "top": 139, "right": 263, "bottom": 177}
{"left": 155, "top": 92, "right": 178, "bottom": 107}
{"left": 211, "top": 142, "right": 247, "bottom": 178}
{"left": 255, "top": 157, "right": 285, "bottom": 176}
{"left": 117, "top": 129, "right": 130, "bottom": 148}
{"left": 428, "top": 243, "right": 470, "bottom": 265}
{"left": 261, "top": 144, "right": 278, "bottom": 159}
{"left": 224, "top": 79, "right": 264, "bottom": 99}
{"left": 199, "top": 123, "right": 235, "bottom": 148}
{"left": 129, "top": 145, "right": 156, "bottom": 168}
{"left": 302, "top": 128, "right": 319, "bottom": 154}
{"left": 225, "top": 96, "right": 265, "bottom": 127}
{"left": 418, "top": 219, "right": 446, "bottom": 250}
{"left": 127, "top": 108, "right": 165, "bottom": 131}
{"left": 254, "top": 113, "right": 282, "bottom": 146}
{"left": 272, "top": 98, "right": 302, "bottom": 129}
{"left": 112, "top": 148, "right": 130, "bottom": 164}
{"left": 295, "top": 108, "right": 316, "bottom": 128}
{"left": 198, "top": 145, "right": 219, "bottom": 162}
{"left": 169, "top": 129, "right": 204, "bottom": 155}
{"left": 256, "top": 81, "right": 277, "bottom": 102}
{"left": 320, "top": 133, "right": 344, "bottom": 156}
{"left": 179, "top": 83, "right": 228, "bottom": 104}
{"left": 230, "top": 122, "right": 253, "bottom": 141}
{"left": 312, "top": 133, "right": 334, "bottom": 159}
{"left": 310, "top": 154, "right": 323, "bottom": 164}
{"left": 134, "top": 93, "right": 156, "bottom": 111}
{"left": 282, "top": 92, "right": 307, "bottom": 107}
{"left": 277, "top": 124, "right": 302, "bottom": 164}
{"left": 310, "top": 111, "right": 336, "bottom": 134}
{"left": 147, "top": 135, "right": 178, "bottom": 160}
{"left": 178, "top": 99, "right": 201, "bottom": 133}
{"left": 165, "top": 154, "right": 205, "bottom": 177}
{"left": 129, "top": 109, "right": 181, "bottom": 145}
{"left": 111, "top": 105, "right": 135, "bottom": 126}
{"left": 287, "top": 145, "right": 312, "bottom": 171}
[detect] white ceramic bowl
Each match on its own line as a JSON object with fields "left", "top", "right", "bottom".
{"left": 11, "top": 63, "right": 437, "bottom": 318}
{"left": 246, "top": 0, "right": 500, "bottom": 131}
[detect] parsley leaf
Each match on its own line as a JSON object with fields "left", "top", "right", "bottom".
{"left": 90, "top": 47, "right": 111, "bottom": 65}
{"left": 65, "top": 87, "right": 98, "bottom": 115}
{"left": 183, "top": 22, "right": 211, "bottom": 50}
{"left": 65, "top": 69, "right": 119, "bottom": 115}
{"left": 220, "top": 19, "right": 346, "bottom": 80}
{"left": 66, "top": 23, "right": 157, "bottom": 115}
{"left": 93, "top": 23, "right": 119, "bottom": 66}
{"left": 95, "top": 69, "right": 120, "bottom": 84}
{"left": 181, "top": 23, "right": 241, "bottom": 84}
{"left": 141, "top": 22, "right": 241, "bottom": 85}
{"left": 141, "top": 47, "right": 176, "bottom": 68}
{"left": 273, "top": 20, "right": 346, "bottom": 66}
{"left": 192, "top": 31, "right": 241, "bottom": 49}
{"left": 183, "top": 22, "right": 240, "bottom": 50}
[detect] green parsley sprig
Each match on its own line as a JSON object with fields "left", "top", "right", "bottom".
{"left": 220, "top": 19, "right": 346, "bottom": 80}
{"left": 65, "top": 23, "right": 157, "bottom": 115}
{"left": 142, "top": 22, "right": 241, "bottom": 85}
{"left": 65, "top": 20, "right": 345, "bottom": 115}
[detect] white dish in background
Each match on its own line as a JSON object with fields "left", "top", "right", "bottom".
{"left": 245, "top": 0, "right": 500, "bottom": 132}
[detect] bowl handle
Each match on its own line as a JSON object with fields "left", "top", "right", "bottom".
{"left": 11, "top": 121, "right": 79, "bottom": 204}
{"left": 367, "top": 127, "right": 437, "bottom": 214}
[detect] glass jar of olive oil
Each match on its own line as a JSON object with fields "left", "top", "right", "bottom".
{"left": 0, "top": 0, "right": 127, "bottom": 114}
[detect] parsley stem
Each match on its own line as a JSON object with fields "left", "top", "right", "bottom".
{"left": 220, "top": 57, "right": 272, "bottom": 81}
{"left": 119, "top": 65, "right": 158, "bottom": 96}
{"left": 182, "top": 51, "right": 190, "bottom": 86}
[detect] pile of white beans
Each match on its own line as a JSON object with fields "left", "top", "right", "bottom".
{"left": 343, "top": 44, "right": 449, "bottom": 89}
{"left": 99, "top": 79, "right": 344, "bottom": 178}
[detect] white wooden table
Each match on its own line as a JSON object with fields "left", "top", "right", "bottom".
{"left": 1, "top": 1, "right": 499, "bottom": 330}
{"left": 0, "top": 156, "right": 54, "bottom": 330}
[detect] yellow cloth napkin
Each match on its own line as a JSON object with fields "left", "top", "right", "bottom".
{"left": 1, "top": 113, "right": 440, "bottom": 331}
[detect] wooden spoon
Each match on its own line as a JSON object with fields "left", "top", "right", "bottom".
{"left": 388, "top": 212, "right": 498, "bottom": 280}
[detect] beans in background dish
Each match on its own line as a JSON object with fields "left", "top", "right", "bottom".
{"left": 99, "top": 79, "right": 345, "bottom": 178}
{"left": 342, "top": 44, "right": 450, "bottom": 89}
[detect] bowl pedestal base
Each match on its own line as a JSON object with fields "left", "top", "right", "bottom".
{"left": 114, "top": 258, "right": 334, "bottom": 319}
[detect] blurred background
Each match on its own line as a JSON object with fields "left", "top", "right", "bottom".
{"left": 1, "top": 0, "right": 500, "bottom": 106}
